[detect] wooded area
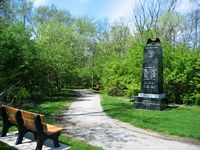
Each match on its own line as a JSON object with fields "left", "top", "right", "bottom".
{"left": 0, "top": 0, "right": 199, "bottom": 105}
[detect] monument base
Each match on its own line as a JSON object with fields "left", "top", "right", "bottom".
{"left": 134, "top": 93, "right": 167, "bottom": 111}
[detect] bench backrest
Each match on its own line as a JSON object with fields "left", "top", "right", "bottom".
{"left": 15, "top": 110, "right": 47, "bottom": 133}
{"left": 21, "top": 110, "right": 45, "bottom": 122}
{"left": 5, "top": 106, "right": 18, "bottom": 124}
{"left": 1, "top": 105, "right": 46, "bottom": 132}
{"left": 21, "top": 110, "right": 45, "bottom": 131}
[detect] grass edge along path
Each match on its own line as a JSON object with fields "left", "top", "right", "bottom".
{"left": 0, "top": 95, "right": 102, "bottom": 150}
{"left": 101, "top": 94, "right": 200, "bottom": 141}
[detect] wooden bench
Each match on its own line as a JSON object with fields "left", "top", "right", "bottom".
{"left": 0, "top": 105, "right": 64, "bottom": 150}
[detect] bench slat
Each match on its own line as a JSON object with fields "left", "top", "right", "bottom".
{"left": 21, "top": 110, "right": 45, "bottom": 122}
{"left": 8, "top": 115, "right": 16, "bottom": 124}
{"left": 22, "top": 118, "right": 36, "bottom": 131}
{"left": 22, "top": 118, "right": 63, "bottom": 134}
{"left": 5, "top": 106, "right": 17, "bottom": 114}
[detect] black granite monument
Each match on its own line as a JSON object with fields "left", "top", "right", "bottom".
{"left": 134, "top": 38, "right": 167, "bottom": 110}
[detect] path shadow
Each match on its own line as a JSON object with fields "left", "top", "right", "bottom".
{"left": 73, "top": 89, "right": 97, "bottom": 97}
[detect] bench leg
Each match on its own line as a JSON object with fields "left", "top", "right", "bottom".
{"left": 1, "top": 125, "right": 9, "bottom": 137}
{"left": 35, "top": 138, "right": 45, "bottom": 150}
{"left": 53, "top": 138, "right": 60, "bottom": 148}
{"left": 33, "top": 132, "right": 37, "bottom": 140}
{"left": 53, "top": 132, "right": 60, "bottom": 147}
{"left": 16, "top": 130, "right": 26, "bottom": 144}
{"left": 1, "top": 106, "right": 10, "bottom": 137}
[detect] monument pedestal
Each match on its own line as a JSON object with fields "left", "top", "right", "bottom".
{"left": 134, "top": 93, "right": 167, "bottom": 110}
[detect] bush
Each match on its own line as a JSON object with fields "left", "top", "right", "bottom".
{"left": 108, "top": 83, "right": 125, "bottom": 96}
{"left": 6, "top": 87, "right": 30, "bottom": 105}
{"left": 100, "top": 42, "right": 143, "bottom": 98}
{"left": 164, "top": 45, "right": 200, "bottom": 105}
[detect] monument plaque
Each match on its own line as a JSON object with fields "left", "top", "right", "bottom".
{"left": 134, "top": 38, "right": 167, "bottom": 110}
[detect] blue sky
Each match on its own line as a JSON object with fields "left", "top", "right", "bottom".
{"left": 33, "top": 0, "right": 136, "bottom": 22}
{"left": 32, "top": 0, "right": 196, "bottom": 22}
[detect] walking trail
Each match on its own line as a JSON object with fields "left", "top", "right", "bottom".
{"left": 60, "top": 89, "right": 200, "bottom": 150}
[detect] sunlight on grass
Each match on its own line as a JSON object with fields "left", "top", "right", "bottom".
{"left": 101, "top": 94, "right": 200, "bottom": 141}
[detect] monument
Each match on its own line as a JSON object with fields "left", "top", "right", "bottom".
{"left": 134, "top": 38, "right": 167, "bottom": 110}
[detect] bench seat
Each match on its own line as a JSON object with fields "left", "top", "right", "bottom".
{"left": 43, "top": 124, "right": 63, "bottom": 134}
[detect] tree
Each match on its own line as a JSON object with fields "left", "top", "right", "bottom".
{"left": 158, "top": 12, "right": 181, "bottom": 47}
{"left": 132, "top": 0, "right": 164, "bottom": 36}
{"left": 0, "top": 0, "right": 13, "bottom": 21}
{"left": 0, "top": 19, "right": 34, "bottom": 104}
{"left": 36, "top": 19, "right": 75, "bottom": 95}
{"left": 110, "top": 22, "right": 132, "bottom": 59}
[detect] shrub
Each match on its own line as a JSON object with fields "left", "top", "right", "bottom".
{"left": 6, "top": 87, "right": 30, "bottom": 105}
{"left": 164, "top": 45, "right": 200, "bottom": 105}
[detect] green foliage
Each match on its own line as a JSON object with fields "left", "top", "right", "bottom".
{"left": 6, "top": 87, "right": 30, "bottom": 105}
{"left": 164, "top": 44, "right": 200, "bottom": 105}
{"left": 72, "top": 68, "right": 92, "bottom": 88}
{"left": 102, "top": 94, "right": 200, "bottom": 140}
{"left": 101, "top": 59, "right": 140, "bottom": 97}
{"left": 99, "top": 39, "right": 143, "bottom": 97}
{"left": 0, "top": 19, "right": 34, "bottom": 104}
{"left": 35, "top": 19, "right": 74, "bottom": 95}
{"left": 0, "top": 4, "right": 98, "bottom": 103}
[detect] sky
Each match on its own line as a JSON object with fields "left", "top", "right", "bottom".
{"left": 32, "top": 0, "right": 198, "bottom": 22}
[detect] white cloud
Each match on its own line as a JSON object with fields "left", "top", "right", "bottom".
{"left": 176, "top": 0, "right": 194, "bottom": 13}
{"left": 33, "top": 0, "right": 49, "bottom": 7}
{"left": 104, "top": 0, "right": 136, "bottom": 22}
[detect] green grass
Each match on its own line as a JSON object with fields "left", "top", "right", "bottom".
{"left": 59, "top": 135, "right": 102, "bottom": 150}
{"left": 101, "top": 94, "right": 200, "bottom": 141}
{"left": 0, "top": 141, "right": 17, "bottom": 150}
{"left": 22, "top": 97, "right": 74, "bottom": 123}
{"left": 0, "top": 93, "right": 102, "bottom": 150}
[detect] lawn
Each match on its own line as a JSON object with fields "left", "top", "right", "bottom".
{"left": 101, "top": 94, "right": 200, "bottom": 141}
{"left": 0, "top": 91, "right": 102, "bottom": 150}
{"left": 0, "top": 141, "right": 17, "bottom": 150}
{"left": 22, "top": 96, "right": 74, "bottom": 123}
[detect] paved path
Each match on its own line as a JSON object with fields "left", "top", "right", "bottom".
{"left": 60, "top": 89, "right": 200, "bottom": 150}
